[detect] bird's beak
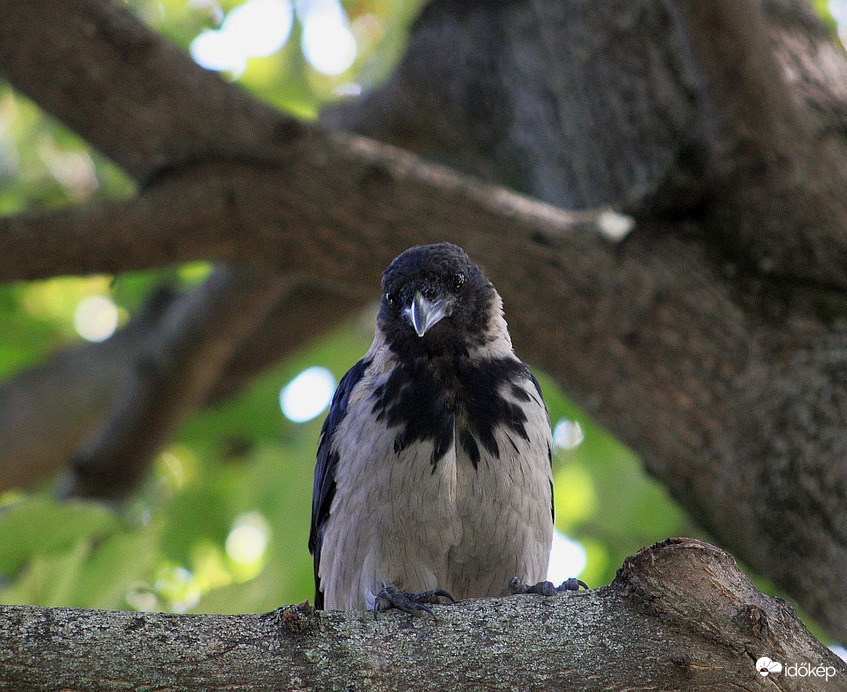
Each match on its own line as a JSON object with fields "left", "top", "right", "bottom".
{"left": 404, "top": 290, "right": 449, "bottom": 337}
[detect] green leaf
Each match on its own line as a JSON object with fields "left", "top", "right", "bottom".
{"left": 69, "top": 528, "right": 159, "bottom": 609}
{"left": 0, "top": 540, "right": 90, "bottom": 607}
{"left": 0, "top": 498, "right": 120, "bottom": 575}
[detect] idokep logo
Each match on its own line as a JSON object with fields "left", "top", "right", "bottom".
{"left": 756, "top": 657, "right": 782, "bottom": 677}
{"left": 756, "top": 656, "right": 839, "bottom": 682}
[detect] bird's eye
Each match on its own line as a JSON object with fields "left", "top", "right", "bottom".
{"left": 384, "top": 292, "right": 396, "bottom": 306}
{"left": 452, "top": 273, "right": 466, "bottom": 292}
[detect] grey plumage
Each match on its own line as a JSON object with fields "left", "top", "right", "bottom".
{"left": 310, "top": 243, "right": 553, "bottom": 610}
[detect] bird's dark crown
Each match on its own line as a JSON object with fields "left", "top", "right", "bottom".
{"left": 378, "top": 243, "right": 497, "bottom": 356}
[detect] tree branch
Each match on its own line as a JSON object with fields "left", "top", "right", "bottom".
{"left": 0, "top": 153, "right": 601, "bottom": 283}
{"left": 1, "top": 540, "right": 843, "bottom": 690}
{"left": 0, "top": 290, "right": 172, "bottom": 491}
{"left": 0, "top": 0, "right": 298, "bottom": 182}
{"left": 1, "top": 0, "right": 847, "bottom": 642}
{"left": 59, "top": 266, "right": 290, "bottom": 500}
{"left": 0, "top": 280, "right": 360, "bottom": 493}
{"left": 670, "top": 0, "right": 847, "bottom": 288}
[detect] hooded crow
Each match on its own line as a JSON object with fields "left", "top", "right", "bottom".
{"left": 310, "top": 242, "right": 559, "bottom": 613}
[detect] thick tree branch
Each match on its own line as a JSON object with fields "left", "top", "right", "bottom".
{"left": 0, "top": 291, "right": 172, "bottom": 491}
{"left": 0, "top": 281, "right": 360, "bottom": 493}
{"left": 1, "top": 0, "right": 847, "bottom": 643}
{"left": 1, "top": 540, "right": 843, "bottom": 690}
{"left": 60, "top": 266, "right": 290, "bottom": 499}
{"left": 671, "top": 0, "right": 847, "bottom": 288}
{"left": 0, "top": 0, "right": 297, "bottom": 182}
{"left": 0, "top": 152, "right": 601, "bottom": 284}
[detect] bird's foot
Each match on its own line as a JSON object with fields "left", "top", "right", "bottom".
{"left": 373, "top": 582, "right": 455, "bottom": 618}
{"left": 556, "top": 577, "right": 589, "bottom": 592}
{"left": 508, "top": 576, "right": 589, "bottom": 596}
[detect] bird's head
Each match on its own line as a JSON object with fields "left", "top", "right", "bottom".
{"left": 378, "top": 243, "right": 500, "bottom": 357}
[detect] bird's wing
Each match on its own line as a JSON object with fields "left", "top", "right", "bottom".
{"left": 528, "top": 370, "right": 555, "bottom": 522}
{"left": 528, "top": 371, "right": 545, "bottom": 406}
{"left": 309, "top": 357, "right": 369, "bottom": 608}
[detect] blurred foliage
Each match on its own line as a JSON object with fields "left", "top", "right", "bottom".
{"left": 0, "top": 0, "right": 841, "bottom": 619}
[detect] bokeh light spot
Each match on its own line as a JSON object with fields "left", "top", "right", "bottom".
{"left": 298, "top": 0, "right": 356, "bottom": 75}
{"left": 73, "top": 295, "right": 119, "bottom": 342}
{"left": 155, "top": 446, "right": 199, "bottom": 492}
{"left": 302, "top": 17, "right": 357, "bottom": 75}
{"left": 225, "top": 511, "right": 271, "bottom": 566}
{"left": 190, "top": 0, "right": 293, "bottom": 74}
{"left": 190, "top": 29, "right": 248, "bottom": 73}
{"left": 553, "top": 418, "right": 585, "bottom": 450}
{"left": 280, "top": 366, "right": 336, "bottom": 423}
{"left": 154, "top": 565, "right": 201, "bottom": 613}
{"left": 547, "top": 528, "right": 588, "bottom": 584}
{"left": 222, "top": 0, "right": 293, "bottom": 58}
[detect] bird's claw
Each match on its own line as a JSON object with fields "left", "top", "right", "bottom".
{"left": 508, "top": 576, "right": 589, "bottom": 596}
{"left": 372, "top": 583, "right": 455, "bottom": 618}
{"left": 556, "top": 577, "right": 589, "bottom": 592}
{"left": 509, "top": 577, "right": 556, "bottom": 596}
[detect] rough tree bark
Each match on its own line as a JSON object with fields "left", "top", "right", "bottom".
{"left": 0, "top": 0, "right": 846, "bottom": 651}
{"left": 1, "top": 540, "right": 844, "bottom": 691}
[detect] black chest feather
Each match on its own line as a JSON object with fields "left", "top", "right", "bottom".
{"left": 370, "top": 357, "right": 537, "bottom": 469}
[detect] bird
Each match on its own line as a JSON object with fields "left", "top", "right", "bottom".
{"left": 309, "top": 242, "right": 559, "bottom": 613}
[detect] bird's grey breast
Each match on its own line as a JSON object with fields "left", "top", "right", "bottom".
{"left": 368, "top": 352, "right": 552, "bottom": 594}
